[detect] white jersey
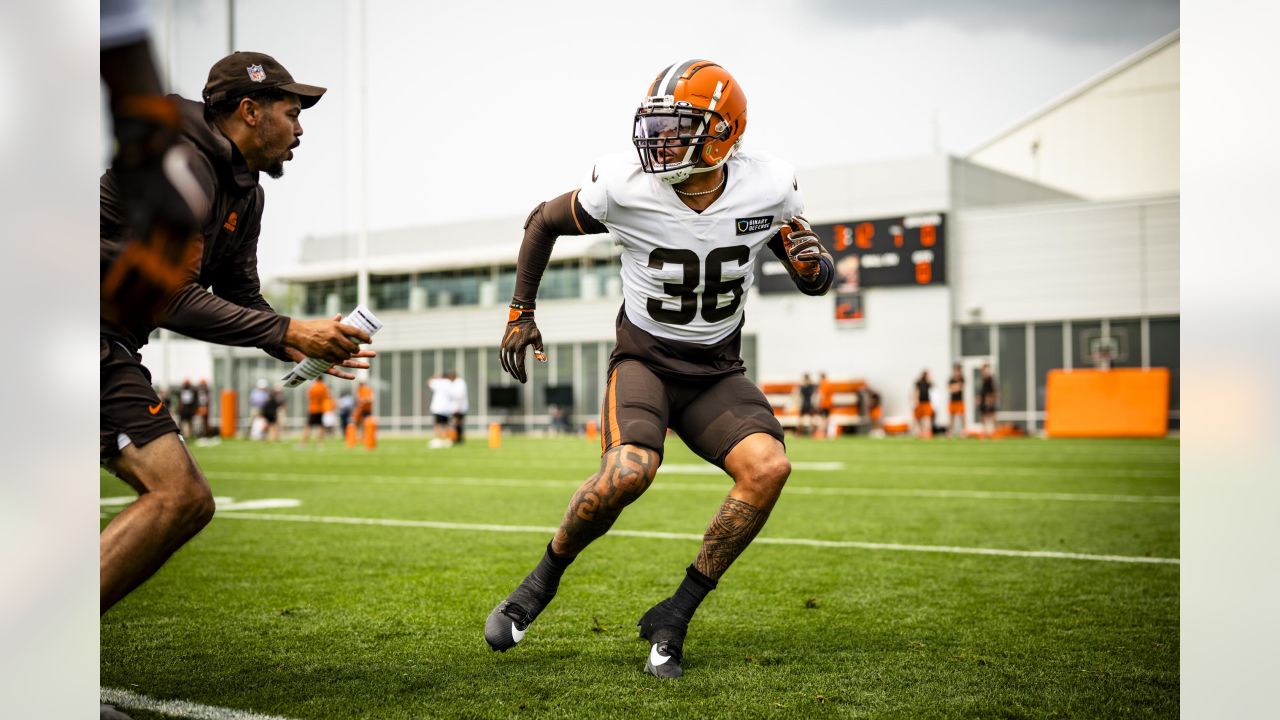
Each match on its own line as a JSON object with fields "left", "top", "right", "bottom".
{"left": 576, "top": 150, "right": 804, "bottom": 345}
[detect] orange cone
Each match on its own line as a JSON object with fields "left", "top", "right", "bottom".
{"left": 488, "top": 422, "right": 502, "bottom": 449}
{"left": 345, "top": 422, "right": 357, "bottom": 447}
{"left": 363, "top": 416, "right": 377, "bottom": 449}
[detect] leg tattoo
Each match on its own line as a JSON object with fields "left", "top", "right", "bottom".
{"left": 553, "top": 446, "right": 657, "bottom": 556}
{"left": 694, "top": 496, "right": 771, "bottom": 580}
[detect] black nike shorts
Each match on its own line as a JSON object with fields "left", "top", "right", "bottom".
{"left": 101, "top": 338, "right": 178, "bottom": 462}
{"left": 599, "top": 359, "right": 785, "bottom": 468}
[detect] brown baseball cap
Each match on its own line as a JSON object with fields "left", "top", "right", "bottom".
{"left": 202, "top": 51, "right": 326, "bottom": 109}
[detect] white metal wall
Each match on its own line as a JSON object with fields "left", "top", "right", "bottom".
{"left": 746, "top": 286, "right": 953, "bottom": 421}
{"left": 950, "top": 196, "right": 1179, "bottom": 324}
{"left": 966, "top": 35, "right": 1179, "bottom": 200}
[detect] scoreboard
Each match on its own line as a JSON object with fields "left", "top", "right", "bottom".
{"left": 757, "top": 212, "right": 946, "bottom": 294}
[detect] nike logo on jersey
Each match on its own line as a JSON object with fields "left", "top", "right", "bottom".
{"left": 735, "top": 215, "right": 773, "bottom": 235}
{"left": 591, "top": 165, "right": 599, "bottom": 182}
{"left": 649, "top": 644, "right": 671, "bottom": 666}
{"left": 148, "top": 402, "right": 164, "bottom": 415}
{"left": 511, "top": 622, "right": 526, "bottom": 643}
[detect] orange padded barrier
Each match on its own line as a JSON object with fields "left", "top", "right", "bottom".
{"left": 220, "top": 390, "right": 237, "bottom": 438}
{"left": 1045, "top": 368, "right": 1170, "bottom": 438}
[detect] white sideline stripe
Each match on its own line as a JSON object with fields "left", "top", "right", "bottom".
{"left": 660, "top": 461, "right": 845, "bottom": 474}
{"left": 204, "top": 471, "right": 1177, "bottom": 504}
{"left": 99, "top": 497, "right": 302, "bottom": 511}
{"left": 215, "top": 511, "right": 1179, "bottom": 565}
{"left": 193, "top": 453, "right": 1176, "bottom": 478}
{"left": 101, "top": 688, "right": 298, "bottom": 720}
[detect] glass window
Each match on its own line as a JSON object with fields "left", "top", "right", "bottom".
{"left": 1033, "top": 323, "right": 1064, "bottom": 412}
{"left": 1072, "top": 321, "right": 1104, "bottom": 368}
{"left": 374, "top": 349, "right": 394, "bottom": 421}
{"left": 530, "top": 344, "right": 549, "bottom": 416}
{"left": 371, "top": 274, "right": 411, "bottom": 311}
{"left": 1108, "top": 319, "right": 1141, "bottom": 368}
{"left": 418, "top": 268, "right": 484, "bottom": 308}
{"left": 580, "top": 341, "right": 600, "bottom": 420}
{"left": 497, "top": 266, "right": 517, "bottom": 303}
{"left": 463, "top": 348, "right": 480, "bottom": 417}
{"left": 398, "top": 350, "right": 415, "bottom": 423}
{"left": 997, "top": 324, "right": 1027, "bottom": 414}
{"left": 961, "top": 325, "right": 991, "bottom": 357}
{"left": 1149, "top": 317, "right": 1179, "bottom": 412}
{"left": 301, "top": 276, "right": 358, "bottom": 316}
{"left": 540, "top": 262, "right": 583, "bottom": 300}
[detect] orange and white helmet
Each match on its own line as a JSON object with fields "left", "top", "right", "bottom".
{"left": 632, "top": 60, "right": 747, "bottom": 185}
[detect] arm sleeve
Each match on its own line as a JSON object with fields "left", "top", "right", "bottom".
{"left": 160, "top": 190, "right": 290, "bottom": 356}
{"left": 766, "top": 232, "right": 835, "bottom": 297}
{"left": 511, "top": 189, "right": 607, "bottom": 305}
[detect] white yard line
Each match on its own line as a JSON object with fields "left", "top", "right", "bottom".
{"left": 214, "top": 511, "right": 1179, "bottom": 565}
{"left": 203, "top": 471, "right": 1178, "bottom": 504}
{"left": 101, "top": 688, "right": 299, "bottom": 720}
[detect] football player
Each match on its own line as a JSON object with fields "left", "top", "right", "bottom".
{"left": 486, "top": 60, "right": 834, "bottom": 678}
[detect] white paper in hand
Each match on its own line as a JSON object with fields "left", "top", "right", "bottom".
{"left": 281, "top": 305, "right": 383, "bottom": 388}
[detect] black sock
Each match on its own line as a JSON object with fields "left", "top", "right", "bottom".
{"left": 529, "top": 542, "right": 574, "bottom": 589}
{"left": 666, "top": 564, "right": 718, "bottom": 620}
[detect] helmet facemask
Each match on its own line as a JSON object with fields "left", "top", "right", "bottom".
{"left": 633, "top": 95, "right": 734, "bottom": 185}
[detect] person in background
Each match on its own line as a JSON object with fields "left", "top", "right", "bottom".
{"left": 913, "top": 370, "right": 933, "bottom": 439}
{"left": 262, "top": 385, "right": 284, "bottom": 442}
{"left": 868, "top": 391, "right": 884, "bottom": 438}
{"left": 817, "top": 372, "right": 835, "bottom": 438}
{"left": 300, "top": 377, "right": 331, "bottom": 447}
{"left": 249, "top": 378, "right": 270, "bottom": 440}
{"left": 338, "top": 389, "right": 354, "bottom": 435}
{"left": 979, "top": 363, "right": 998, "bottom": 438}
{"left": 353, "top": 381, "right": 375, "bottom": 438}
{"left": 176, "top": 379, "right": 197, "bottom": 440}
{"left": 194, "top": 379, "right": 211, "bottom": 437}
{"left": 428, "top": 372, "right": 455, "bottom": 447}
{"left": 947, "top": 363, "right": 966, "bottom": 438}
{"left": 449, "top": 370, "right": 469, "bottom": 445}
{"left": 797, "top": 372, "right": 817, "bottom": 437}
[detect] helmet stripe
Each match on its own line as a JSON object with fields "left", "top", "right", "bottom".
{"left": 648, "top": 64, "right": 675, "bottom": 96}
{"left": 662, "top": 59, "right": 704, "bottom": 96}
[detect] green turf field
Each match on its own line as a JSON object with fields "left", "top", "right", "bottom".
{"left": 100, "top": 435, "right": 1179, "bottom": 719}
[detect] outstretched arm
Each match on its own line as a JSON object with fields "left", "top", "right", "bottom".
{"left": 501, "top": 190, "right": 607, "bottom": 383}
{"left": 766, "top": 216, "right": 834, "bottom": 296}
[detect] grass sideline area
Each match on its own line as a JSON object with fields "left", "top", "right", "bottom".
{"left": 101, "top": 435, "right": 1178, "bottom": 719}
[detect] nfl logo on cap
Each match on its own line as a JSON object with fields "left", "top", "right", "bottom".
{"left": 246, "top": 64, "right": 266, "bottom": 82}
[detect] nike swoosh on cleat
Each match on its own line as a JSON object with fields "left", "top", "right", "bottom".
{"left": 649, "top": 644, "right": 670, "bottom": 666}
{"left": 511, "top": 622, "right": 526, "bottom": 642}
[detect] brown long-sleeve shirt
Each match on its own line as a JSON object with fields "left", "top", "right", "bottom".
{"left": 100, "top": 96, "right": 290, "bottom": 357}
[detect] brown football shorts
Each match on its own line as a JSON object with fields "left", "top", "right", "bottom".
{"left": 599, "top": 359, "right": 785, "bottom": 468}
{"left": 101, "top": 338, "right": 179, "bottom": 461}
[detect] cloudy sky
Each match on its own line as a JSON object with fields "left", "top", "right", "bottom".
{"left": 141, "top": 0, "right": 1178, "bottom": 282}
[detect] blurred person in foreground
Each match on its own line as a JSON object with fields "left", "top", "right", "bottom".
{"left": 487, "top": 60, "right": 833, "bottom": 679}
{"left": 100, "top": 51, "right": 375, "bottom": 631}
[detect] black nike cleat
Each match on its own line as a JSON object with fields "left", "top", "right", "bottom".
{"left": 484, "top": 573, "right": 559, "bottom": 652}
{"left": 638, "top": 599, "right": 689, "bottom": 679}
